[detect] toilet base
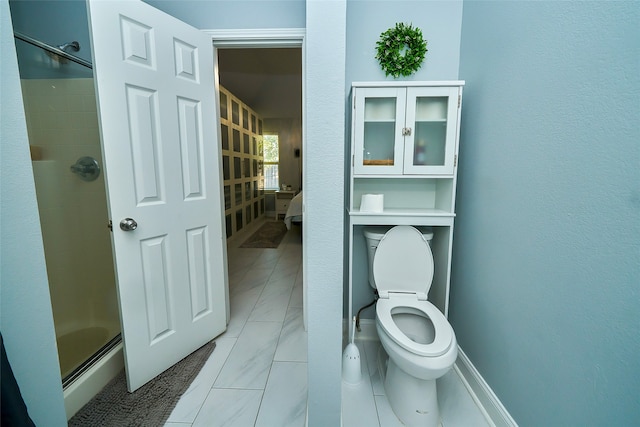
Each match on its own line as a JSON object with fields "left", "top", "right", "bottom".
{"left": 384, "top": 356, "right": 440, "bottom": 427}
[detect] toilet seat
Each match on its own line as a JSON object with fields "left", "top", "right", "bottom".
{"left": 373, "top": 226, "right": 453, "bottom": 357}
{"left": 372, "top": 226, "right": 434, "bottom": 299}
{"left": 377, "top": 297, "right": 453, "bottom": 357}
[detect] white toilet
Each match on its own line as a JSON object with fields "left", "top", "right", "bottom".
{"left": 363, "top": 225, "right": 457, "bottom": 427}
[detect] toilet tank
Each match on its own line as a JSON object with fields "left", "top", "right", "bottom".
{"left": 362, "top": 226, "right": 433, "bottom": 289}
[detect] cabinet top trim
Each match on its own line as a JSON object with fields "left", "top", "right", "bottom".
{"left": 352, "top": 80, "right": 464, "bottom": 88}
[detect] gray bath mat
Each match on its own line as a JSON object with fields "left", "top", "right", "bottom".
{"left": 69, "top": 340, "right": 215, "bottom": 427}
{"left": 240, "top": 221, "right": 288, "bottom": 248}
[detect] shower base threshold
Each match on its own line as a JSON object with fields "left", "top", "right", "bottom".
{"left": 63, "top": 340, "right": 123, "bottom": 420}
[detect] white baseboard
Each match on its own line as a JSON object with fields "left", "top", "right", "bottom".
{"left": 454, "top": 347, "right": 518, "bottom": 427}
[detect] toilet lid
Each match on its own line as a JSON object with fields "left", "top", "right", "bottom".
{"left": 373, "top": 226, "right": 434, "bottom": 296}
{"left": 377, "top": 297, "right": 454, "bottom": 357}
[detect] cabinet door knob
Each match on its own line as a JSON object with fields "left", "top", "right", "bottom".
{"left": 402, "top": 127, "right": 412, "bottom": 136}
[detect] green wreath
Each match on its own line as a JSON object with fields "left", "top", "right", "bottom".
{"left": 375, "top": 23, "right": 427, "bottom": 78}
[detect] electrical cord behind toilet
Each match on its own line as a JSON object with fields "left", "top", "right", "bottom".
{"left": 355, "top": 290, "right": 378, "bottom": 332}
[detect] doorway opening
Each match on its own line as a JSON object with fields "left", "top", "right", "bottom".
{"left": 212, "top": 44, "right": 308, "bottom": 423}
{"left": 216, "top": 47, "right": 303, "bottom": 239}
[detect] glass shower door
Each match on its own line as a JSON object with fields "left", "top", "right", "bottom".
{"left": 14, "top": 36, "right": 121, "bottom": 383}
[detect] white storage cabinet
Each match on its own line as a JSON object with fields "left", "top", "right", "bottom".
{"left": 347, "top": 81, "right": 464, "bottom": 322}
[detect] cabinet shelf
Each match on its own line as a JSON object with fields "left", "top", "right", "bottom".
{"left": 349, "top": 208, "right": 453, "bottom": 216}
{"left": 415, "top": 119, "right": 447, "bottom": 123}
{"left": 363, "top": 159, "right": 394, "bottom": 166}
{"left": 348, "top": 210, "right": 455, "bottom": 227}
{"left": 353, "top": 173, "right": 453, "bottom": 179}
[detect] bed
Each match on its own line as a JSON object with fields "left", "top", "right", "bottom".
{"left": 284, "top": 191, "right": 303, "bottom": 230}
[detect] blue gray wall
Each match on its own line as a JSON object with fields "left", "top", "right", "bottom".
{"left": 1, "top": 1, "right": 67, "bottom": 425}
{"left": 453, "top": 1, "right": 640, "bottom": 425}
{"left": 145, "top": 0, "right": 305, "bottom": 30}
{"left": 305, "top": 3, "right": 346, "bottom": 424}
{"left": 346, "top": 0, "right": 462, "bottom": 84}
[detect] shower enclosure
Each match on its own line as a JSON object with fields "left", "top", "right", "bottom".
{"left": 13, "top": 33, "right": 121, "bottom": 386}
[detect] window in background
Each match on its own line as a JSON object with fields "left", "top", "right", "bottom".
{"left": 263, "top": 134, "right": 279, "bottom": 190}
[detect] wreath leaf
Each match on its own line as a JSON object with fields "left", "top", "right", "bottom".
{"left": 375, "top": 23, "right": 427, "bottom": 78}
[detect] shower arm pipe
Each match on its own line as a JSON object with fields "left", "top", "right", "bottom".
{"left": 13, "top": 31, "right": 93, "bottom": 70}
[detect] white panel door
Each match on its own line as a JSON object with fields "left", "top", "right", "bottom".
{"left": 87, "top": 0, "right": 227, "bottom": 391}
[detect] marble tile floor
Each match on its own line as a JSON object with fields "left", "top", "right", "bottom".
{"left": 165, "top": 223, "right": 307, "bottom": 427}
{"left": 164, "top": 221, "right": 490, "bottom": 427}
{"left": 342, "top": 339, "right": 491, "bottom": 427}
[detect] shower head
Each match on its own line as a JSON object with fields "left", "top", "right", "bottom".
{"left": 57, "top": 41, "right": 80, "bottom": 52}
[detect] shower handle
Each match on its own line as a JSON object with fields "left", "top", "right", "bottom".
{"left": 119, "top": 218, "right": 138, "bottom": 231}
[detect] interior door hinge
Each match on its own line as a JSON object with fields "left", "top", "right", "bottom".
{"left": 458, "top": 95, "right": 461, "bottom": 108}
{"left": 107, "top": 220, "right": 113, "bottom": 232}
{"left": 352, "top": 154, "right": 354, "bottom": 167}
{"left": 454, "top": 154, "right": 458, "bottom": 167}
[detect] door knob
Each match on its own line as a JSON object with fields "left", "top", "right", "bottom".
{"left": 119, "top": 218, "right": 138, "bottom": 231}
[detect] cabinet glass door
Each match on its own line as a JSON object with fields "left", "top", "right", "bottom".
{"left": 404, "top": 87, "right": 459, "bottom": 175}
{"left": 353, "top": 87, "right": 405, "bottom": 174}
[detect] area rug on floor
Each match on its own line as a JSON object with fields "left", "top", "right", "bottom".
{"left": 68, "top": 340, "right": 216, "bottom": 427}
{"left": 240, "top": 221, "right": 288, "bottom": 248}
